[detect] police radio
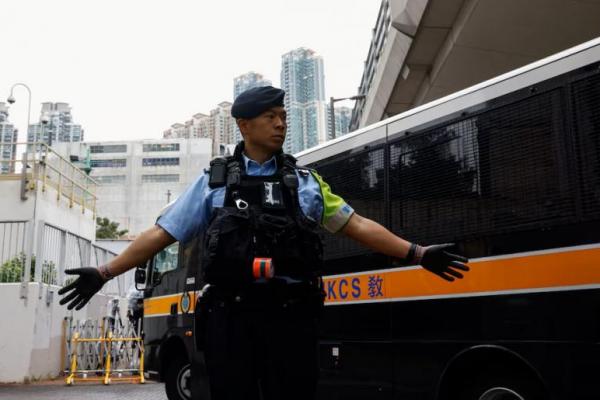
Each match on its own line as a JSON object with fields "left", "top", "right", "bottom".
{"left": 208, "top": 157, "right": 227, "bottom": 188}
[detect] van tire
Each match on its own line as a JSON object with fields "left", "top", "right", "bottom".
{"left": 165, "top": 354, "right": 192, "bottom": 400}
{"left": 458, "top": 371, "right": 544, "bottom": 400}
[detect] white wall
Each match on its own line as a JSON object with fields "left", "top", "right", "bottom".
{"left": 0, "top": 283, "right": 37, "bottom": 382}
{"left": 34, "top": 185, "right": 95, "bottom": 241}
{"left": 0, "top": 282, "right": 126, "bottom": 383}
{"left": 0, "top": 175, "right": 128, "bottom": 383}
{"left": 0, "top": 178, "right": 95, "bottom": 240}
{"left": 0, "top": 180, "right": 34, "bottom": 222}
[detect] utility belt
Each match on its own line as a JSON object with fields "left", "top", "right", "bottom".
{"left": 200, "top": 278, "right": 324, "bottom": 312}
{"left": 195, "top": 278, "right": 324, "bottom": 350}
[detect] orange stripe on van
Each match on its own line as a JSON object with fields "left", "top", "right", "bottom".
{"left": 322, "top": 246, "right": 600, "bottom": 304}
{"left": 142, "top": 247, "right": 600, "bottom": 312}
{"left": 144, "top": 291, "right": 196, "bottom": 316}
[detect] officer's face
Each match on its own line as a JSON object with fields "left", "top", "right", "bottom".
{"left": 239, "top": 106, "right": 287, "bottom": 153}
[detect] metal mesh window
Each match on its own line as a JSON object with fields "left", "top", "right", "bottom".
{"left": 571, "top": 72, "right": 600, "bottom": 218}
{"left": 389, "top": 89, "right": 574, "bottom": 245}
{"left": 312, "top": 147, "right": 386, "bottom": 261}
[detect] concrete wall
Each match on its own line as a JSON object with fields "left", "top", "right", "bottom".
{"left": 0, "top": 178, "right": 95, "bottom": 241}
{"left": 0, "top": 282, "right": 127, "bottom": 383}
{"left": 0, "top": 180, "right": 34, "bottom": 222}
{"left": 34, "top": 184, "right": 95, "bottom": 241}
{"left": 0, "top": 174, "right": 129, "bottom": 383}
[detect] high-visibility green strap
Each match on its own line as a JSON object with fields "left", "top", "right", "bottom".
{"left": 310, "top": 171, "right": 354, "bottom": 233}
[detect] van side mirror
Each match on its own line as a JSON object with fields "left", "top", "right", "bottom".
{"left": 134, "top": 266, "right": 147, "bottom": 291}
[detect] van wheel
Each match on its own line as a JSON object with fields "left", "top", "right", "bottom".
{"left": 459, "top": 373, "right": 544, "bottom": 400}
{"left": 165, "top": 355, "right": 191, "bottom": 400}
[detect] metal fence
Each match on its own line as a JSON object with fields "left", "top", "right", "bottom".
{"left": 0, "top": 220, "right": 129, "bottom": 297}
{"left": 92, "top": 244, "right": 128, "bottom": 296}
{"left": 63, "top": 309, "right": 144, "bottom": 384}
{"left": 0, "top": 142, "right": 98, "bottom": 217}
{"left": 0, "top": 221, "right": 28, "bottom": 283}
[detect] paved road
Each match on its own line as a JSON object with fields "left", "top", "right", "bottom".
{"left": 0, "top": 381, "right": 167, "bottom": 400}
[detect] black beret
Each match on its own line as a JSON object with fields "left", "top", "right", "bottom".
{"left": 231, "top": 86, "right": 285, "bottom": 119}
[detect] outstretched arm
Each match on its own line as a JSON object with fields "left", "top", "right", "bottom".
{"left": 341, "top": 213, "right": 469, "bottom": 281}
{"left": 58, "top": 172, "right": 214, "bottom": 311}
{"left": 341, "top": 213, "right": 412, "bottom": 260}
{"left": 99, "top": 225, "right": 176, "bottom": 278}
{"left": 58, "top": 225, "right": 175, "bottom": 310}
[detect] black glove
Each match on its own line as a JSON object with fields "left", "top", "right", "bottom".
{"left": 410, "top": 243, "right": 469, "bottom": 282}
{"left": 58, "top": 268, "right": 107, "bottom": 310}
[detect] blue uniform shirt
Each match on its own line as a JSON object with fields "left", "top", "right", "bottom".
{"left": 156, "top": 154, "right": 354, "bottom": 244}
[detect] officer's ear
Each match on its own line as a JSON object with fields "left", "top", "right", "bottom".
{"left": 237, "top": 118, "right": 248, "bottom": 136}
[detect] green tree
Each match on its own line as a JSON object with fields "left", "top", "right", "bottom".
{"left": 96, "top": 217, "right": 128, "bottom": 239}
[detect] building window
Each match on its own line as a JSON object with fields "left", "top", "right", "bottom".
{"left": 94, "top": 175, "right": 126, "bottom": 184}
{"left": 142, "top": 157, "right": 180, "bottom": 167}
{"left": 141, "top": 174, "right": 180, "bottom": 183}
{"left": 143, "top": 143, "right": 180, "bottom": 152}
{"left": 90, "top": 159, "right": 127, "bottom": 168}
{"left": 90, "top": 144, "right": 127, "bottom": 153}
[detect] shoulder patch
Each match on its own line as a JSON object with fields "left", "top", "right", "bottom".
{"left": 297, "top": 168, "right": 310, "bottom": 177}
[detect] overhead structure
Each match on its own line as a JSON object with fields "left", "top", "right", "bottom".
{"left": 351, "top": 0, "right": 600, "bottom": 130}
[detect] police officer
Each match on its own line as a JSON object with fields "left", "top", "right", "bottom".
{"left": 58, "top": 86, "right": 469, "bottom": 400}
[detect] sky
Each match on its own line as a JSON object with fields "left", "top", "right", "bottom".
{"left": 1, "top": 0, "right": 380, "bottom": 142}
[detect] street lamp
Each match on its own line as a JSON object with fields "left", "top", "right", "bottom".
{"left": 329, "top": 94, "right": 366, "bottom": 140}
{"left": 41, "top": 113, "right": 50, "bottom": 148}
{"left": 7, "top": 83, "right": 33, "bottom": 144}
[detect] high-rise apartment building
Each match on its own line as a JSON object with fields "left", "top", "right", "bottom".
{"left": 28, "top": 102, "right": 84, "bottom": 146}
{"left": 210, "top": 101, "right": 234, "bottom": 156}
{"left": 234, "top": 72, "right": 273, "bottom": 99}
{"left": 191, "top": 113, "right": 213, "bottom": 139}
{"left": 233, "top": 72, "right": 272, "bottom": 144}
{"left": 328, "top": 106, "right": 352, "bottom": 140}
{"left": 163, "top": 102, "right": 234, "bottom": 157}
{"left": 0, "top": 103, "right": 18, "bottom": 174}
{"left": 280, "top": 48, "right": 328, "bottom": 154}
{"left": 163, "top": 122, "right": 188, "bottom": 139}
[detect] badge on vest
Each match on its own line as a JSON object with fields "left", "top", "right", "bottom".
{"left": 262, "top": 181, "right": 284, "bottom": 209}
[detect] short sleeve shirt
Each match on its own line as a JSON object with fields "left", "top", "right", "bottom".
{"left": 156, "top": 154, "right": 354, "bottom": 244}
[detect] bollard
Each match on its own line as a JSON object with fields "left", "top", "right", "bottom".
{"left": 65, "top": 332, "right": 80, "bottom": 385}
{"left": 103, "top": 331, "right": 112, "bottom": 385}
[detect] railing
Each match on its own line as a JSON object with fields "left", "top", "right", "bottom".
{"left": 0, "top": 221, "right": 28, "bottom": 283}
{"left": 0, "top": 142, "right": 98, "bottom": 218}
{"left": 0, "top": 220, "right": 129, "bottom": 297}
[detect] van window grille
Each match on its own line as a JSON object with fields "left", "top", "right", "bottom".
{"left": 571, "top": 73, "right": 600, "bottom": 218}
{"left": 389, "top": 89, "right": 574, "bottom": 244}
{"left": 313, "top": 148, "right": 385, "bottom": 261}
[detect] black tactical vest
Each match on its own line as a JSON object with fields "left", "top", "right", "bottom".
{"left": 201, "top": 142, "right": 323, "bottom": 288}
